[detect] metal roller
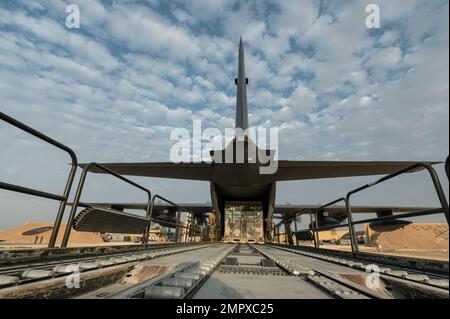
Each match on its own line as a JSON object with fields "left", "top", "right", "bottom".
{"left": 113, "top": 257, "right": 128, "bottom": 264}
{"left": 190, "top": 267, "right": 209, "bottom": 275}
{"left": 347, "top": 261, "right": 364, "bottom": 268}
{"left": 0, "top": 275, "right": 20, "bottom": 285}
{"left": 198, "top": 262, "right": 215, "bottom": 268}
{"left": 174, "top": 272, "right": 203, "bottom": 281}
{"left": 21, "top": 269, "right": 54, "bottom": 279}
{"left": 402, "top": 274, "right": 430, "bottom": 282}
{"left": 126, "top": 256, "right": 140, "bottom": 262}
{"left": 96, "top": 259, "right": 116, "bottom": 267}
{"left": 385, "top": 270, "right": 408, "bottom": 277}
{"left": 378, "top": 268, "right": 392, "bottom": 274}
{"left": 79, "top": 262, "right": 100, "bottom": 271}
{"left": 53, "top": 264, "right": 79, "bottom": 274}
{"left": 144, "top": 286, "right": 185, "bottom": 299}
{"left": 161, "top": 277, "right": 195, "bottom": 289}
{"left": 425, "top": 279, "right": 449, "bottom": 288}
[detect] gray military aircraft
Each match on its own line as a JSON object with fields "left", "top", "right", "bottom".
{"left": 79, "top": 38, "right": 438, "bottom": 242}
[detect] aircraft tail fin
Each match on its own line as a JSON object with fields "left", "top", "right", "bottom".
{"left": 235, "top": 37, "right": 249, "bottom": 131}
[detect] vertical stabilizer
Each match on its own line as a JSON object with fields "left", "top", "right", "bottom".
{"left": 235, "top": 37, "right": 249, "bottom": 131}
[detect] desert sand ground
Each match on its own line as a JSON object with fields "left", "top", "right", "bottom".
{"left": 0, "top": 221, "right": 175, "bottom": 250}
{"left": 0, "top": 221, "right": 105, "bottom": 249}
{"left": 314, "top": 244, "right": 449, "bottom": 261}
{"left": 296, "top": 223, "right": 448, "bottom": 261}
{"left": 0, "top": 242, "right": 143, "bottom": 250}
{"left": 1, "top": 222, "right": 448, "bottom": 262}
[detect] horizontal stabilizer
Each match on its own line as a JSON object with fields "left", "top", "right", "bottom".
{"left": 79, "top": 162, "right": 212, "bottom": 181}
{"left": 273, "top": 160, "right": 441, "bottom": 181}
{"left": 73, "top": 202, "right": 213, "bottom": 216}
{"left": 274, "top": 204, "right": 438, "bottom": 217}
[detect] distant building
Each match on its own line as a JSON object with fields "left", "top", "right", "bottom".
{"left": 104, "top": 226, "right": 170, "bottom": 243}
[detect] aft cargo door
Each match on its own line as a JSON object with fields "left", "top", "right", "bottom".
{"left": 224, "top": 201, "right": 263, "bottom": 242}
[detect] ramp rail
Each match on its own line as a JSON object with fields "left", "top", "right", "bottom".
{"left": 0, "top": 112, "right": 78, "bottom": 248}
{"left": 61, "top": 162, "right": 152, "bottom": 247}
{"left": 147, "top": 195, "right": 199, "bottom": 243}
{"left": 286, "top": 161, "right": 449, "bottom": 255}
{"left": 344, "top": 162, "right": 448, "bottom": 253}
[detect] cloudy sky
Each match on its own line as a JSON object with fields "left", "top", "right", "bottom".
{"left": 0, "top": 0, "right": 448, "bottom": 229}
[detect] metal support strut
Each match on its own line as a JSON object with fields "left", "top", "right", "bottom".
{"left": 0, "top": 112, "right": 78, "bottom": 248}
{"left": 147, "top": 195, "right": 196, "bottom": 244}
{"left": 61, "top": 162, "right": 151, "bottom": 248}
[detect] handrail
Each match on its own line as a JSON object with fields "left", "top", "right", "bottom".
{"left": 148, "top": 194, "right": 182, "bottom": 243}
{"left": 445, "top": 155, "right": 449, "bottom": 180}
{"left": 344, "top": 208, "right": 443, "bottom": 226}
{"left": 312, "top": 198, "right": 360, "bottom": 251}
{"left": 308, "top": 212, "right": 317, "bottom": 248}
{"left": 293, "top": 206, "right": 440, "bottom": 248}
{"left": 0, "top": 112, "right": 78, "bottom": 163}
{"left": 147, "top": 194, "right": 200, "bottom": 243}
{"left": 296, "top": 162, "right": 449, "bottom": 254}
{"left": 0, "top": 181, "right": 65, "bottom": 201}
{"left": 0, "top": 112, "right": 78, "bottom": 248}
{"left": 288, "top": 214, "right": 319, "bottom": 248}
{"left": 345, "top": 162, "right": 449, "bottom": 253}
{"left": 61, "top": 162, "right": 151, "bottom": 247}
{"left": 315, "top": 198, "right": 347, "bottom": 212}
{"left": 287, "top": 198, "right": 351, "bottom": 249}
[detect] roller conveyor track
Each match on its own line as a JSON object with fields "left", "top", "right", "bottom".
{"left": 264, "top": 244, "right": 449, "bottom": 291}
{"left": 140, "top": 244, "right": 448, "bottom": 299}
{"left": 110, "top": 244, "right": 237, "bottom": 299}
{"left": 251, "top": 244, "right": 449, "bottom": 299}
{"left": 0, "top": 243, "right": 215, "bottom": 290}
{"left": 189, "top": 244, "right": 379, "bottom": 299}
{"left": 0, "top": 243, "right": 447, "bottom": 299}
{"left": 126, "top": 244, "right": 386, "bottom": 299}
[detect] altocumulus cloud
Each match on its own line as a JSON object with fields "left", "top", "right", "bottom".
{"left": 0, "top": 0, "right": 448, "bottom": 228}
